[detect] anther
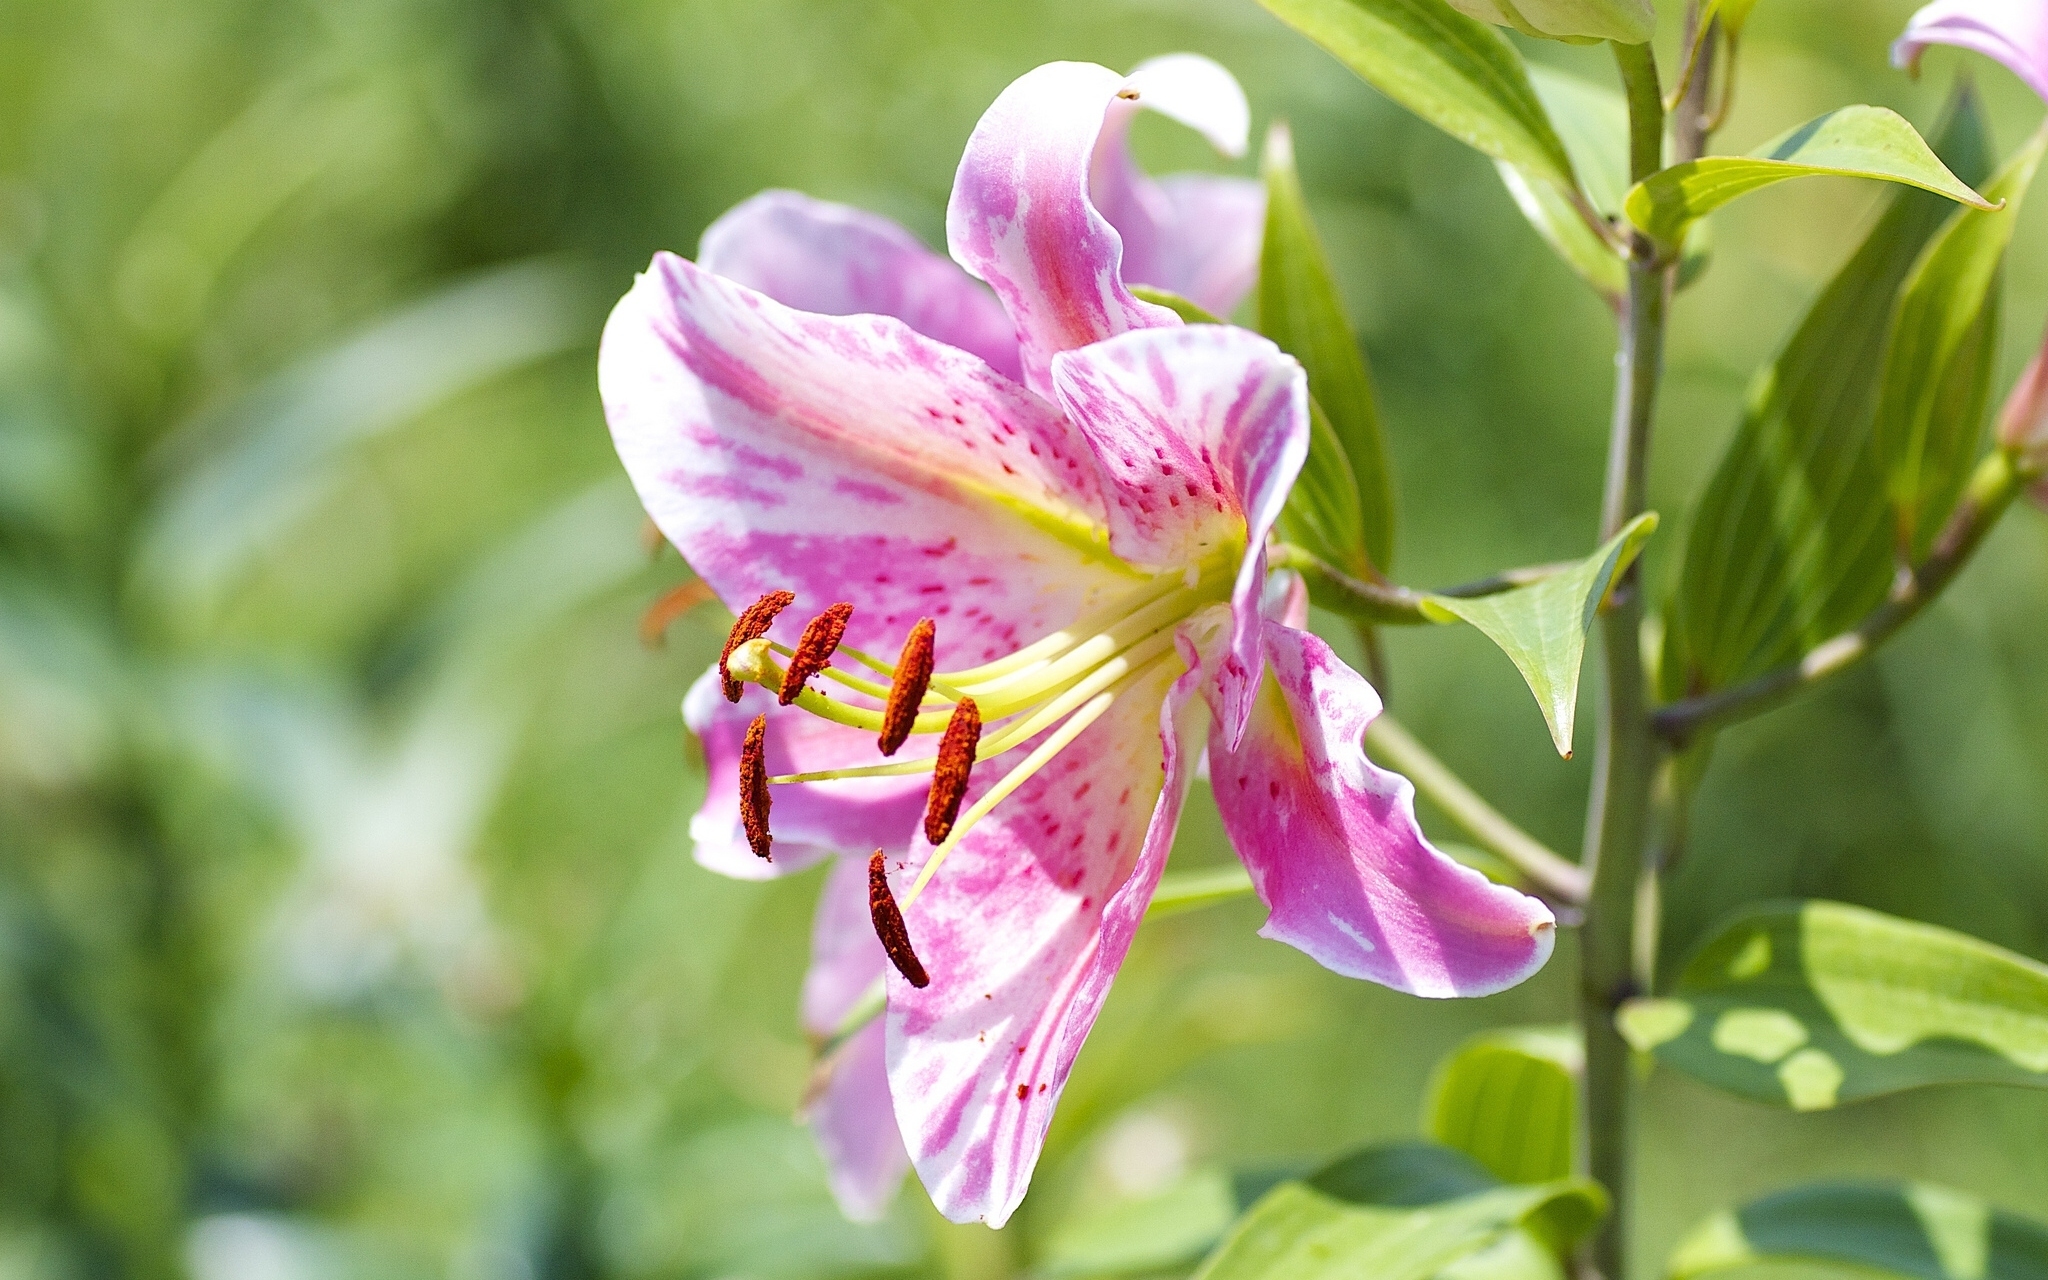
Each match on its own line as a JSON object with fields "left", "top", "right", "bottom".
{"left": 878, "top": 619, "right": 936, "bottom": 756}
{"left": 739, "top": 713, "right": 773, "bottom": 860}
{"left": 924, "top": 696, "right": 981, "bottom": 845}
{"left": 720, "top": 590, "right": 795, "bottom": 702}
{"left": 779, "top": 602, "right": 855, "bottom": 707}
{"left": 869, "top": 851, "right": 930, "bottom": 988}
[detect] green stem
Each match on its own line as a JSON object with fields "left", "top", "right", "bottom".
{"left": 1363, "top": 715, "right": 1588, "bottom": 904}
{"left": 1271, "top": 543, "right": 1576, "bottom": 625}
{"left": 1582, "top": 38, "right": 1670, "bottom": 1280}
{"left": 1652, "top": 449, "right": 2028, "bottom": 745}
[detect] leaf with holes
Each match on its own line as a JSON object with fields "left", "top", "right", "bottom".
{"left": 1668, "top": 1181, "right": 2048, "bottom": 1280}
{"left": 1618, "top": 900, "right": 2048, "bottom": 1111}
{"left": 1258, "top": 121, "right": 1395, "bottom": 575}
{"left": 1625, "top": 106, "right": 1994, "bottom": 250}
{"left": 1873, "top": 127, "right": 2047, "bottom": 556}
{"left": 1254, "top": 0, "right": 1574, "bottom": 189}
{"left": 1425, "top": 1028, "right": 1580, "bottom": 1186}
{"left": 1658, "top": 88, "right": 1993, "bottom": 704}
{"left": 1423, "top": 513, "right": 1657, "bottom": 757}
{"left": 1194, "top": 1142, "right": 1604, "bottom": 1280}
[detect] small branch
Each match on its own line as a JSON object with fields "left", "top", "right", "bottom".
{"left": 1272, "top": 544, "right": 1575, "bottom": 625}
{"left": 1652, "top": 449, "right": 2028, "bottom": 746}
{"left": 1364, "top": 714, "right": 1589, "bottom": 905}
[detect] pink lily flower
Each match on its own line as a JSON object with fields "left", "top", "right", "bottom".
{"left": 1893, "top": 0, "right": 2048, "bottom": 104}
{"left": 602, "top": 58, "right": 1556, "bottom": 1228}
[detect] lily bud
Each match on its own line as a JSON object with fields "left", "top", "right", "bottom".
{"left": 1443, "top": 0, "right": 1653, "bottom": 46}
{"left": 1998, "top": 336, "right": 2048, "bottom": 471}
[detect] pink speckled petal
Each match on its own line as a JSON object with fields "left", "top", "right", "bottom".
{"left": 1050, "top": 326, "right": 1309, "bottom": 748}
{"left": 1210, "top": 622, "right": 1557, "bottom": 998}
{"left": 601, "top": 253, "right": 1143, "bottom": 668}
{"left": 1893, "top": 0, "right": 2048, "bottom": 102}
{"left": 946, "top": 62, "right": 1181, "bottom": 399}
{"left": 884, "top": 652, "right": 1203, "bottom": 1226}
{"left": 685, "top": 668, "right": 926, "bottom": 882}
{"left": 800, "top": 854, "right": 910, "bottom": 1222}
{"left": 698, "top": 189, "right": 1022, "bottom": 383}
{"left": 1093, "top": 56, "right": 1266, "bottom": 317}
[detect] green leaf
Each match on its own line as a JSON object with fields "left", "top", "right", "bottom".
{"left": 1659, "top": 87, "right": 1994, "bottom": 703}
{"left": 1133, "top": 281, "right": 1382, "bottom": 581}
{"left": 1874, "top": 127, "right": 2048, "bottom": 556}
{"left": 1668, "top": 1181, "right": 2048, "bottom": 1280}
{"left": 1254, "top": 0, "right": 1575, "bottom": 188}
{"left": 1258, "top": 122, "right": 1396, "bottom": 574}
{"left": 1494, "top": 67, "right": 1629, "bottom": 298}
{"left": 1039, "top": 1166, "right": 1240, "bottom": 1278}
{"left": 1620, "top": 900, "right": 2048, "bottom": 1111}
{"left": 1624, "top": 106, "right": 1995, "bottom": 250}
{"left": 1425, "top": 1028, "right": 1580, "bottom": 1186}
{"left": 1195, "top": 1142, "right": 1603, "bottom": 1280}
{"left": 1422, "top": 513, "right": 1658, "bottom": 757}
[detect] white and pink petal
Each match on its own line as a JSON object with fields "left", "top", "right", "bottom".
{"left": 600, "top": 254, "right": 1140, "bottom": 669}
{"left": 1209, "top": 622, "right": 1556, "bottom": 998}
{"left": 1893, "top": 0, "right": 2048, "bottom": 103}
{"left": 884, "top": 653, "right": 1202, "bottom": 1225}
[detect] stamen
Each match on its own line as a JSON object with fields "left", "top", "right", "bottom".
{"left": 739, "top": 713, "right": 773, "bottom": 861}
{"left": 879, "top": 619, "right": 936, "bottom": 756}
{"left": 720, "top": 590, "right": 795, "bottom": 702}
{"left": 869, "top": 851, "right": 930, "bottom": 988}
{"left": 727, "top": 639, "right": 954, "bottom": 736}
{"left": 924, "top": 697, "right": 981, "bottom": 844}
{"left": 779, "top": 602, "right": 855, "bottom": 706}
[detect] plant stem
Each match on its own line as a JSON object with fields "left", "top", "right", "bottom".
{"left": 1363, "top": 715, "right": 1589, "bottom": 904}
{"left": 1271, "top": 543, "right": 1577, "bottom": 625}
{"left": 1582, "top": 38, "right": 1669, "bottom": 1280}
{"left": 1651, "top": 449, "right": 2029, "bottom": 745}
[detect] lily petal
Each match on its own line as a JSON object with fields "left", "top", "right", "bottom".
{"left": 699, "top": 189, "right": 1022, "bottom": 383}
{"left": 601, "top": 253, "right": 1141, "bottom": 667}
{"left": 801, "top": 854, "right": 910, "bottom": 1222}
{"left": 1094, "top": 55, "right": 1266, "bottom": 318}
{"left": 1893, "top": 0, "right": 2048, "bottom": 103}
{"left": 1050, "top": 326, "right": 1309, "bottom": 748}
{"left": 946, "top": 61, "right": 1181, "bottom": 399}
{"left": 885, "top": 654, "right": 1204, "bottom": 1225}
{"left": 1211, "top": 622, "right": 1556, "bottom": 997}
{"left": 685, "top": 668, "right": 926, "bottom": 881}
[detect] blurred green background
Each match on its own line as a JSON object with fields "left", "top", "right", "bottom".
{"left": 2, "top": 0, "right": 2046, "bottom": 1276}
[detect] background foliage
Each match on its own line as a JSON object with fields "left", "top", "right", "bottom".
{"left": 2, "top": 0, "right": 2046, "bottom": 1276}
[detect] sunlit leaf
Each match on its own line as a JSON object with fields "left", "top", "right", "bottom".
{"left": 1258, "top": 121, "right": 1396, "bottom": 574}
{"left": 1620, "top": 900, "right": 2048, "bottom": 1111}
{"left": 1253, "top": 0, "right": 1575, "bottom": 189}
{"left": 1660, "top": 88, "right": 1993, "bottom": 702}
{"left": 1625, "top": 106, "right": 1995, "bottom": 249}
{"left": 1668, "top": 1181, "right": 2048, "bottom": 1280}
{"left": 1425, "top": 1028, "right": 1580, "bottom": 1186}
{"left": 1495, "top": 67, "right": 1629, "bottom": 298}
{"left": 1874, "top": 127, "right": 2048, "bottom": 556}
{"left": 1040, "top": 1167, "right": 1240, "bottom": 1278}
{"left": 1195, "top": 1142, "right": 1603, "bottom": 1280}
{"left": 1423, "top": 513, "right": 1658, "bottom": 757}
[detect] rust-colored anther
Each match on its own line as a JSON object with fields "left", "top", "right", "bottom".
{"left": 868, "top": 851, "right": 930, "bottom": 988}
{"left": 878, "top": 618, "right": 936, "bottom": 756}
{"left": 720, "top": 590, "right": 795, "bottom": 702}
{"left": 923, "top": 696, "right": 980, "bottom": 845}
{"left": 778, "top": 602, "right": 855, "bottom": 707}
{"left": 739, "top": 713, "right": 773, "bottom": 861}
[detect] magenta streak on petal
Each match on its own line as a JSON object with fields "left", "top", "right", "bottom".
{"left": 700, "top": 189, "right": 1023, "bottom": 382}
{"left": 1050, "top": 327, "right": 1309, "bottom": 746}
{"left": 599, "top": 253, "right": 1139, "bottom": 668}
{"left": 1893, "top": 0, "right": 2048, "bottom": 103}
{"left": 946, "top": 62, "right": 1182, "bottom": 400}
{"left": 883, "top": 656, "right": 1190, "bottom": 1226}
{"left": 1211, "top": 622, "right": 1556, "bottom": 998}
{"left": 685, "top": 667, "right": 927, "bottom": 881}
